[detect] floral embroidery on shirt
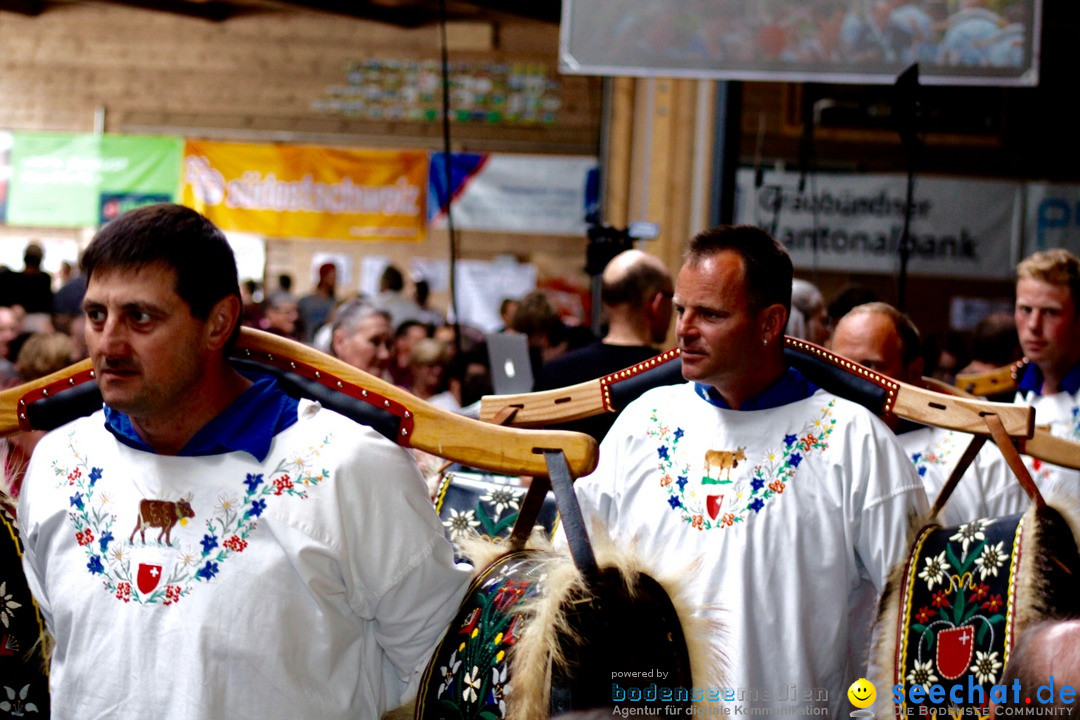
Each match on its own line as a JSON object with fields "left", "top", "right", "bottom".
{"left": 649, "top": 401, "right": 835, "bottom": 530}
{"left": 910, "top": 431, "right": 963, "bottom": 479}
{"left": 54, "top": 432, "right": 332, "bottom": 606}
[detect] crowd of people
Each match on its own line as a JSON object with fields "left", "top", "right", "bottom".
{"left": 2, "top": 204, "right": 1078, "bottom": 719}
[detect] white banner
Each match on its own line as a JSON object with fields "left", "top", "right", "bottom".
{"left": 453, "top": 259, "right": 537, "bottom": 333}
{"left": 1023, "top": 182, "right": 1080, "bottom": 258}
{"left": 561, "top": 0, "right": 1041, "bottom": 87}
{"left": 431, "top": 154, "right": 597, "bottom": 236}
{"left": 734, "top": 169, "right": 1021, "bottom": 279}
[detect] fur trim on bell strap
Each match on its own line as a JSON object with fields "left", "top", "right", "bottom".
{"left": 456, "top": 527, "right": 726, "bottom": 720}
{"left": 869, "top": 500, "right": 1080, "bottom": 718}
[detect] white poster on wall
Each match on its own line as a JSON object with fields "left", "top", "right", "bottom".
{"left": 453, "top": 258, "right": 537, "bottom": 333}
{"left": 1023, "top": 182, "right": 1080, "bottom": 258}
{"left": 734, "top": 169, "right": 1021, "bottom": 279}
{"left": 430, "top": 154, "right": 597, "bottom": 236}
{"left": 223, "top": 232, "right": 266, "bottom": 285}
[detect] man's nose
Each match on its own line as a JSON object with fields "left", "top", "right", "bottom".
{"left": 96, "top": 317, "right": 130, "bottom": 353}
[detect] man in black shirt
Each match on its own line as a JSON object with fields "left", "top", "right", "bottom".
{"left": 534, "top": 249, "right": 673, "bottom": 441}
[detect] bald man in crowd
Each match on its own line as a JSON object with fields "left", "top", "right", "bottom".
{"left": 831, "top": 302, "right": 1009, "bottom": 523}
{"left": 534, "top": 249, "right": 674, "bottom": 441}
{"left": 993, "top": 618, "right": 1080, "bottom": 717}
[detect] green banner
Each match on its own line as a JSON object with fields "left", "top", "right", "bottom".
{"left": 7, "top": 133, "right": 183, "bottom": 227}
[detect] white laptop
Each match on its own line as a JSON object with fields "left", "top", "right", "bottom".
{"left": 485, "top": 332, "right": 534, "bottom": 395}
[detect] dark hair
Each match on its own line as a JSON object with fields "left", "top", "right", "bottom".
{"left": 380, "top": 265, "right": 404, "bottom": 292}
{"left": 414, "top": 278, "right": 430, "bottom": 305}
{"left": 81, "top": 203, "right": 240, "bottom": 332}
{"left": 686, "top": 225, "right": 792, "bottom": 313}
{"left": 395, "top": 318, "right": 430, "bottom": 339}
{"left": 971, "top": 312, "right": 1020, "bottom": 366}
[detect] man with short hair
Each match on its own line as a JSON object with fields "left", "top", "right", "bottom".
{"left": 831, "top": 303, "right": 995, "bottom": 524}
{"left": 17, "top": 204, "right": 470, "bottom": 720}
{"left": 976, "top": 248, "right": 1080, "bottom": 509}
{"left": 534, "top": 249, "right": 674, "bottom": 441}
{"left": 1014, "top": 249, "right": 1080, "bottom": 423}
{"left": 571, "top": 226, "right": 927, "bottom": 717}
{"left": 297, "top": 261, "right": 337, "bottom": 342}
{"left": 261, "top": 289, "right": 300, "bottom": 340}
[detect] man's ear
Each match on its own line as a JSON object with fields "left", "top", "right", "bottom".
{"left": 762, "top": 303, "right": 788, "bottom": 343}
{"left": 206, "top": 295, "right": 242, "bottom": 351}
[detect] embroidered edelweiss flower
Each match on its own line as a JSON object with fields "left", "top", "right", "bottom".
{"left": 176, "top": 545, "right": 200, "bottom": 568}
{"left": 906, "top": 659, "right": 939, "bottom": 692}
{"left": 971, "top": 651, "right": 1002, "bottom": 684}
{"left": 462, "top": 666, "right": 481, "bottom": 703}
{"left": 919, "top": 550, "right": 948, "bottom": 590}
{"left": 975, "top": 541, "right": 1007, "bottom": 580}
{"left": 0, "top": 684, "right": 38, "bottom": 715}
{"left": 491, "top": 664, "right": 509, "bottom": 715}
{"left": 480, "top": 486, "right": 523, "bottom": 518}
{"left": 949, "top": 520, "right": 988, "bottom": 558}
{"left": 443, "top": 509, "right": 480, "bottom": 540}
{"left": 0, "top": 582, "right": 23, "bottom": 628}
{"left": 216, "top": 494, "right": 239, "bottom": 514}
{"left": 437, "top": 651, "right": 462, "bottom": 698}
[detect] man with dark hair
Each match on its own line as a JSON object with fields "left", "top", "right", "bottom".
{"left": 297, "top": 261, "right": 337, "bottom": 342}
{"left": 570, "top": 225, "right": 926, "bottom": 717}
{"left": 534, "top": 249, "right": 673, "bottom": 441}
{"left": 17, "top": 204, "right": 469, "bottom": 720}
{"left": 376, "top": 263, "right": 423, "bottom": 330}
{"left": 963, "top": 311, "right": 1021, "bottom": 375}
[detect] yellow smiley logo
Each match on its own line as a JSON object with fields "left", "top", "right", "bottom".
{"left": 848, "top": 678, "right": 876, "bottom": 708}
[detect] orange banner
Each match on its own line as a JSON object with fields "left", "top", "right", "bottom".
{"left": 182, "top": 140, "right": 427, "bottom": 241}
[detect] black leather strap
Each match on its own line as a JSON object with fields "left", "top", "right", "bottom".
{"left": 18, "top": 358, "right": 406, "bottom": 444}
{"left": 601, "top": 346, "right": 894, "bottom": 416}
{"left": 543, "top": 449, "right": 598, "bottom": 579}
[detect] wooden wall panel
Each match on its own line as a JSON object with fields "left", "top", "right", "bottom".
{"left": 0, "top": 4, "right": 602, "bottom": 151}
{"left": 0, "top": 4, "right": 604, "bottom": 322}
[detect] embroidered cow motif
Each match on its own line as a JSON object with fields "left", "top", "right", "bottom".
{"left": 57, "top": 431, "right": 333, "bottom": 606}
{"left": 703, "top": 447, "right": 745, "bottom": 481}
{"left": 128, "top": 495, "right": 195, "bottom": 546}
{"left": 650, "top": 401, "right": 836, "bottom": 531}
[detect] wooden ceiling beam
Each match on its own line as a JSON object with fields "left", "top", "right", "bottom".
{"left": 90, "top": 0, "right": 237, "bottom": 21}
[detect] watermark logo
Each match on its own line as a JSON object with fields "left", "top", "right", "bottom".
{"left": 850, "top": 679, "right": 877, "bottom": 716}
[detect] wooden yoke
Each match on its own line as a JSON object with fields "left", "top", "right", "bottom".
{"left": 921, "top": 373, "right": 1080, "bottom": 471}
{"left": 480, "top": 338, "right": 1034, "bottom": 439}
{"left": 0, "top": 328, "right": 598, "bottom": 480}
{"left": 954, "top": 358, "right": 1028, "bottom": 397}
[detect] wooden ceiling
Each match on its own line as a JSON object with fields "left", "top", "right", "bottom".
{"left": 0, "top": 0, "right": 560, "bottom": 27}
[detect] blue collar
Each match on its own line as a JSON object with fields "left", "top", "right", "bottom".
{"left": 1017, "top": 361, "right": 1080, "bottom": 397}
{"left": 104, "top": 373, "right": 300, "bottom": 461}
{"left": 694, "top": 367, "right": 819, "bottom": 410}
